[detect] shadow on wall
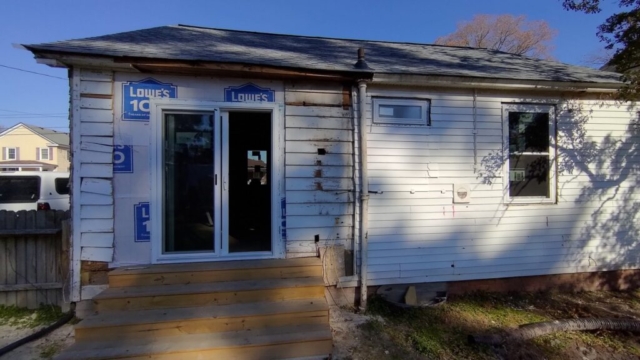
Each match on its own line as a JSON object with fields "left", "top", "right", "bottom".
{"left": 478, "top": 98, "right": 640, "bottom": 290}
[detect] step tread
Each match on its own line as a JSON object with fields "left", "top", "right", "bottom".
{"left": 57, "top": 324, "right": 332, "bottom": 360}
{"left": 76, "top": 297, "right": 328, "bottom": 329}
{"left": 109, "top": 258, "right": 322, "bottom": 276}
{"left": 94, "top": 276, "right": 324, "bottom": 300}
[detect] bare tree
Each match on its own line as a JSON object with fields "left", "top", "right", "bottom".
{"left": 434, "top": 14, "right": 558, "bottom": 59}
{"left": 563, "top": 0, "right": 640, "bottom": 101}
{"left": 581, "top": 48, "right": 615, "bottom": 69}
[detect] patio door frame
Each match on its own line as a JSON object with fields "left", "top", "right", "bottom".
{"left": 149, "top": 99, "right": 285, "bottom": 264}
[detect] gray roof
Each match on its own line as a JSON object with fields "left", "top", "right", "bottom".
{"left": 22, "top": 123, "right": 69, "bottom": 146}
{"left": 25, "top": 25, "right": 621, "bottom": 85}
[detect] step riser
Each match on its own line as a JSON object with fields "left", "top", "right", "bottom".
{"left": 75, "top": 311, "right": 328, "bottom": 342}
{"left": 95, "top": 286, "right": 326, "bottom": 312}
{"left": 111, "top": 339, "right": 332, "bottom": 360}
{"left": 109, "top": 266, "right": 322, "bottom": 287}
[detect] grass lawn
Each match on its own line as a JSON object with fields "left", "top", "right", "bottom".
{"left": 350, "top": 291, "right": 640, "bottom": 359}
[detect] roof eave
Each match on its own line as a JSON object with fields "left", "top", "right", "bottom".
{"left": 25, "top": 50, "right": 374, "bottom": 82}
{"left": 373, "top": 73, "right": 621, "bottom": 93}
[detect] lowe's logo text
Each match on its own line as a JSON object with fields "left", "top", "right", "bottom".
{"left": 224, "top": 83, "right": 275, "bottom": 103}
{"left": 123, "top": 78, "right": 177, "bottom": 121}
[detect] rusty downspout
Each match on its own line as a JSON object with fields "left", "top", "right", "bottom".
{"left": 357, "top": 79, "right": 369, "bottom": 309}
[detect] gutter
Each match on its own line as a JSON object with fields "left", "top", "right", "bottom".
{"left": 373, "top": 73, "right": 621, "bottom": 93}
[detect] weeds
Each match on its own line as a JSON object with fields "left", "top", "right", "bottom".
{"left": 356, "top": 291, "right": 640, "bottom": 360}
{"left": 0, "top": 304, "right": 63, "bottom": 329}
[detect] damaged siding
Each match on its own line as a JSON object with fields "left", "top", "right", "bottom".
{"left": 364, "top": 87, "right": 640, "bottom": 286}
{"left": 284, "top": 82, "right": 355, "bottom": 258}
{"left": 71, "top": 68, "right": 114, "bottom": 301}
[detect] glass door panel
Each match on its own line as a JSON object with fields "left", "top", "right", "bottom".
{"left": 223, "top": 111, "right": 272, "bottom": 253}
{"left": 164, "top": 113, "right": 219, "bottom": 253}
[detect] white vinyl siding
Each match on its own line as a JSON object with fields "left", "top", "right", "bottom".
{"left": 71, "top": 68, "right": 115, "bottom": 301}
{"left": 284, "top": 82, "right": 354, "bottom": 258}
{"left": 362, "top": 86, "right": 640, "bottom": 286}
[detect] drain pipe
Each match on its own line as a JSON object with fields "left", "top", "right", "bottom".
{"left": 357, "top": 79, "right": 369, "bottom": 310}
{"left": 354, "top": 48, "right": 372, "bottom": 310}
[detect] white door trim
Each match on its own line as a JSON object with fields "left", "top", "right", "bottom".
{"left": 149, "top": 99, "right": 285, "bottom": 264}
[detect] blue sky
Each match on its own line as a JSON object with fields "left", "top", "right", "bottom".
{"left": 0, "top": 0, "right": 616, "bottom": 132}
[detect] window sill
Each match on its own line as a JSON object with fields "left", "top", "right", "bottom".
{"left": 505, "top": 198, "right": 556, "bottom": 206}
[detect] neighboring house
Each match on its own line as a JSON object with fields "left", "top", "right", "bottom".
{"left": 22, "top": 26, "right": 640, "bottom": 358}
{"left": 0, "top": 123, "right": 70, "bottom": 172}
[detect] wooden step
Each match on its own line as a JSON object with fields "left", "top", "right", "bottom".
{"left": 94, "top": 277, "right": 325, "bottom": 311}
{"left": 108, "top": 258, "right": 323, "bottom": 287}
{"left": 75, "top": 298, "right": 329, "bottom": 341}
{"left": 56, "top": 324, "right": 332, "bottom": 360}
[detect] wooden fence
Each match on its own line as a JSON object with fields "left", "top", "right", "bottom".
{"left": 0, "top": 210, "right": 70, "bottom": 309}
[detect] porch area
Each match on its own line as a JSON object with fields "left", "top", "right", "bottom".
{"left": 57, "top": 258, "right": 332, "bottom": 359}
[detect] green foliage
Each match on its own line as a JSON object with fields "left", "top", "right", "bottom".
{"left": 0, "top": 304, "right": 63, "bottom": 329}
{"left": 39, "top": 342, "right": 62, "bottom": 359}
{"left": 563, "top": 0, "right": 640, "bottom": 101}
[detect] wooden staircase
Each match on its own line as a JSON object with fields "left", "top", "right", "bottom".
{"left": 56, "top": 258, "right": 332, "bottom": 360}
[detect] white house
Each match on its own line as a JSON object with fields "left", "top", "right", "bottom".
{"left": 23, "top": 25, "right": 638, "bottom": 359}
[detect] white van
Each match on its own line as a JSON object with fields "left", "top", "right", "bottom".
{"left": 0, "top": 171, "right": 70, "bottom": 211}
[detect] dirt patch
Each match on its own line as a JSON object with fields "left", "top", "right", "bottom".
{"left": 331, "top": 291, "right": 640, "bottom": 360}
{"left": 0, "top": 323, "right": 74, "bottom": 360}
{"left": 0, "top": 305, "right": 75, "bottom": 359}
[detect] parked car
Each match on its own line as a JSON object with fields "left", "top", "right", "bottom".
{"left": 0, "top": 171, "right": 70, "bottom": 211}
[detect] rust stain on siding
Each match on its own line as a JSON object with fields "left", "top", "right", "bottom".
{"left": 285, "top": 101, "right": 343, "bottom": 108}
{"left": 80, "top": 93, "right": 112, "bottom": 99}
{"left": 314, "top": 169, "right": 322, "bottom": 178}
{"left": 342, "top": 85, "right": 351, "bottom": 110}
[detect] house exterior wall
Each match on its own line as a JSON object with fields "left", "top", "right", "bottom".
{"left": 72, "top": 69, "right": 355, "bottom": 277}
{"left": 0, "top": 125, "right": 70, "bottom": 171}
{"left": 283, "top": 82, "right": 354, "bottom": 258}
{"left": 360, "top": 85, "right": 640, "bottom": 286}
{"left": 69, "top": 64, "right": 640, "bottom": 299}
{"left": 56, "top": 147, "right": 70, "bottom": 172}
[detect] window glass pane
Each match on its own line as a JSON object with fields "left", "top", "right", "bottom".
{"left": 509, "top": 154, "right": 550, "bottom": 197}
{"left": 509, "top": 112, "right": 549, "bottom": 153}
{"left": 0, "top": 176, "right": 40, "bottom": 203}
{"left": 379, "top": 105, "right": 421, "bottom": 119}
{"left": 164, "top": 113, "right": 214, "bottom": 253}
{"left": 7, "top": 148, "right": 15, "bottom": 160}
{"left": 55, "top": 177, "right": 70, "bottom": 195}
{"left": 41, "top": 148, "right": 49, "bottom": 160}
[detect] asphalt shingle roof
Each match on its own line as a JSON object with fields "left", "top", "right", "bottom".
{"left": 22, "top": 123, "right": 69, "bottom": 146}
{"left": 24, "top": 25, "right": 621, "bottom": 85}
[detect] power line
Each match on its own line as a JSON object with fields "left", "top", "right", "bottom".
{"left": 0, "top": 126, "right": 70, "bottom": 129}
{"left": 0, "top": 109, "right": 67, "bottom": 116}
{"left": 0, "top": 115, "right": 67, "bottom": 118}
{"left": 0, "top": 64, "right": 66, "bottom": 80}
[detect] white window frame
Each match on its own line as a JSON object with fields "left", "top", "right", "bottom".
{"left": 372, "top": 98, "right": 430, "bottom": 126}
{"left": 6, "top": 147, "right": 17, "bottom": 160}
{"left": 40, "top": 148, "right": 50, "bottom": 160}
{"left": 502, "top": 103, "right": 557, "bottom": 205}
{"left": 149, "top": 98, "right": 285, "bottom": 264}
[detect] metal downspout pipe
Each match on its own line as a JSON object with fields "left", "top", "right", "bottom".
{"left": 357, "top": 80, "right": 369, "bottom": 310}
